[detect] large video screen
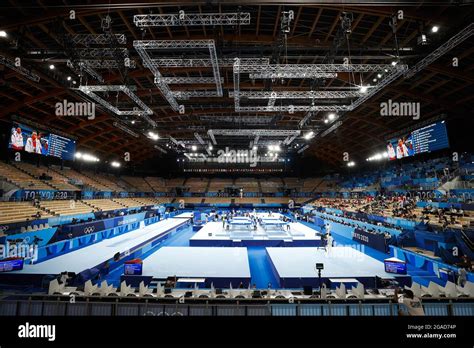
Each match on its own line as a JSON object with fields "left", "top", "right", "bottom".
{"left": 9, "top": 122, "right": 76, "bottom": 161}
{"left": 386, "top": 121, "right": 449, "bottom": 160}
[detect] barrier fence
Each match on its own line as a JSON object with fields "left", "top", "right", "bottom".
{"left": 1, "top": 297, "right": 473, "bottom": 316}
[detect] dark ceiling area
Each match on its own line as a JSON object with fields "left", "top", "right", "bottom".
{"left": 0, "top": 0, "right": 473, "bottom": 169}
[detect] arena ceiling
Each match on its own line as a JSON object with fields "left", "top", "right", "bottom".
{"left": 0, "top": 1, "right": 473, "bottom": 166}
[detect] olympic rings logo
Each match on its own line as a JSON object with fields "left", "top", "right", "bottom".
{"left": 83, "top": 226, "right": 95, "bottom": 234}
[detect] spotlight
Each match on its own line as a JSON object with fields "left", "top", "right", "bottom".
{"left": 252, "top": 146, "right": 257, "bottom": 151}
{"left": 360, "top": 85, "right": 369, "bottom": 93}
{"left": 147, "top": 131, "right": 159, "bottom": 140}
{"left": 72, "top": 81, "right": 77, "bottom": 85}
{"left": 373, "top": 78, "right": 377, "bottom": 82}
{"left": 324, "top": 119, "right": 329, "bottom": 123}
{"left": 347, "top": 161, "right": 355, "bottom": 167}
{"left": 131, "top": 120, "right": 135, "bottom": 124}
{"left": 391, "top": 61, "right": 398, "bottom": 66}
{"left": 0, "top": 30, "right": 7, "bottom": 38}
{"left": 431, "top": 25, "right": 439, "bottom": 33}
{"left": 49, "top": 64, "right": 55, "bottom": 70}
{"left": 67, "top": 76, "right": 71, "bottom": 81}
{"left": 328, "top": 113, "right": 335, "bottom": 120}
{"left": 304, "top": 131, "right": 314, "bottom": 140}
{"left": 191, "top": 145, "right": 197, "bottom": 151}
{"left": 208, "top": 145, "right": 213, "bottom": 150}
{"left": 111, "top": 161, "right": 121, "bottom": 168}
{"left": 377, "top": 74, "right": 382, "bottom": 78}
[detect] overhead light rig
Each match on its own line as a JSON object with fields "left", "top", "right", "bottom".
{"left": 133, "top": 12, "right": 251, "bottom": 27}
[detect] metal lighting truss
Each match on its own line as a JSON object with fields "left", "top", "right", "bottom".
{"left": 298, "top": 111, "right": 318, "bottom": 128}
{"left": 209, "top": 129, "right": 300, "bottom": 137}
{"left": 81, "top": 59, "right": 136, "bottom": 69}
{"left": 405, "top": 22, "right": 474, "bottom": 79}
{"left": 169, "top": 136, "right": 186, "bottom": 148}
{"left": 199, "top": 116, "right": 274, "bottom": 125}
{"left": 143, "top": 40, "right": 222, "bottom": 96}
{"left": 0, "top": 55, "right": 40, "bottom": 82}
{"left": 254, "top": 135, "right": 260, "bottom": 146}
{"left": 133, "top": 12, "right": 251, "bottom": 27}
{"left": 297, "top": 144, "right": 310, "bottom": 154}
{"left": 70, "top": 34, "right": 126, "bottom": 46}
{"left": 139, "top": 112, "right": 157, "bottom": 128}
{"left": 237, "top": 105, "right": 352, "bottom": 112}
{"left": 154, "top": 145, "right": 168, "bottom": 154}
{"left": 283, "top": 133, "right": 300, "bottom": 145}
{"left": 77, "top": 48, "right": 128, "bottom": 58}
{"left": 229, "top": 91, "right": 362, "bottom": 99}
{"left": 350, "top": 64, "right": 409, "bottom": 112}
{"left": 134, "top": 40, "right": 223, "bottom": 110}
{"left": 267, "top": 93, "right": 276, "bottom": 107}
{"left": 194, "top": 132, "right": 206, "bottom": 145}
{"left": 238, "top": 64, "right": 406, "bottom": 74}
{"left": 207, "top": 130, "right": 217, "bottom": 145}
{"left": 134, "top": 42, "right": 179, "bottom": 111}
{"left": 173, "top": 91, "right": 221, "bottom": 99}
{"left": 320, "top": 121, "right": 343, "bottom": 137}
{"left": 78, "top": 85, "right": 153, "bottom": 117}
{"left": 113, "top": 121, "right": 139, "bottom": 138}
{"left": 158, "top": 77, "right": 223, "bottom": 84}
{"left": 249, "top": 72, "right": 337, "bottom": 79}
{"left": 151, "top": 57, "right": 269, "bottom": 68}
{"left": 67, "top": 60, "right": 104, "bottom": 83}
{"left": 233, "top": 58, "right": 241, "bottom": 109}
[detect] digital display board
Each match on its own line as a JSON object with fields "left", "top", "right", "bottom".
{"left": 386, "top": 121, "right": 449, "bottom": 160}
{"left": 0, "top": 258, "right": 24, "bottom": 272}
{"left": 124, "top": 263, "right": 143, "bottom": 275}
{"left": 9, "top": 122, "right": 76, "bottom": 161}
{"left": 384, "top": 258, "right": 407, "bottom": 275}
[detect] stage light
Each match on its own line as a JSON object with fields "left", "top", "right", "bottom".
{"left": 360, "top": 85, "right": 368, "bottom": 93}
{"left": 431, "top": 25, "right": 439, "bottom": 33}
{"left": 373, "top": 78, "right": 377, "bottom": 82}
{"left": 191, "top": 145, "right": 197, "bottom": 151}
{"left": 67, "top": 76, "right": 71, "bottom": 81}
{"left": 111, "top": 161, "right": 121, "bottom": 168}
{"left": 49, "top": 64, "right": 55, "bottom": 70}
{"left": 377, "top": 74, "right": 382, "bottom": 78}
{"left": 75, "top": 152, "right": 82, "bottom": 159}
{"left": 274, "top": 145, "right": 281, "bottom": 152}
{"left": 324, "top": 119, "right": 329, "bottom": 123}
{"left": 208, "top": 145, "right": 213, "bottom": 150}
{"left": 347, "top": 161, "right": 355, "bottom": 167}
{"left": 391, "top": 61, "right": 398, "bottom": 66}
{"left": 304, "top": 131, "right": 314, "bottom": 140}
{"left": 252, "top": 146, "right": 257, "bottom": 151}
{"left": 0, "top": 31, "right": 7, "bottom": 38}
{"left": 80, "top": 153, "right": 100, "bottom": 162}
{"left": 328, "top": 113, "right": 335, "bottom": 120}
{"left": 131, "top": 120, "right": 135, "bottom": 124}
{"left": 148, "top": 131, "right": 159, "bottom": 140}
{"left": 384, "top": 69, "right": 388, "bottom": 73}
{"left": 72, "top": 81, "right": 77, "bottom": 85}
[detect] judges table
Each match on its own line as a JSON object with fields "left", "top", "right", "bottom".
{"left": 351, "top": 228, "right": 388, "bottom": 253}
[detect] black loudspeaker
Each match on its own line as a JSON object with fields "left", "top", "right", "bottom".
{"left": 303, "top": 286, "right": 313, "bottom": 295}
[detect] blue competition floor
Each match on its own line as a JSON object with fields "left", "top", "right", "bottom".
{"left": 104, "top": 217, "right": 437, "bottom": 288}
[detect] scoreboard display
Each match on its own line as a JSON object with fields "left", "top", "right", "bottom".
{"left": 386, "top": 121, "right": 449, "bottom": 160}
{"left": 9, "top": 122, "right": 76, "bottom": 161}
